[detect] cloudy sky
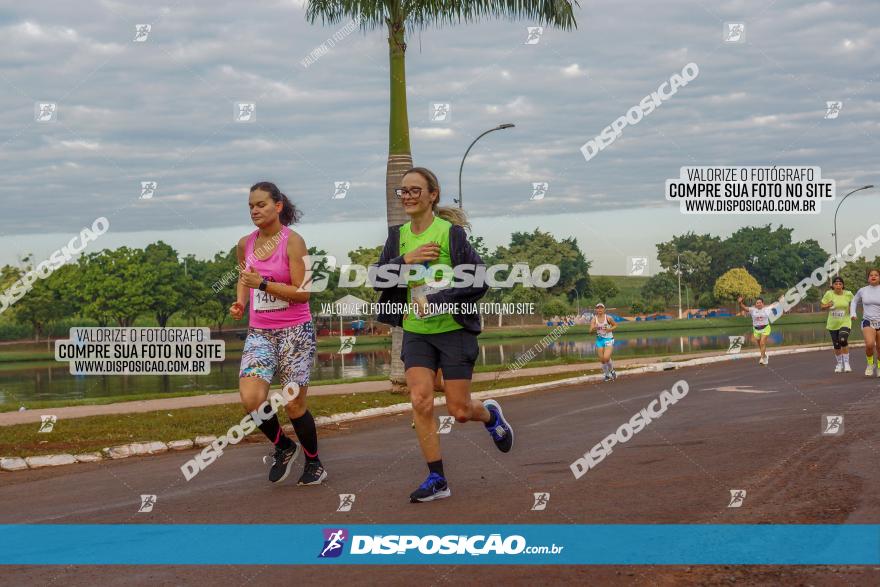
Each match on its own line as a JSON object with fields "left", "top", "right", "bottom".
{"left": 0, "top": 0, "right": 877, "bottom": 274}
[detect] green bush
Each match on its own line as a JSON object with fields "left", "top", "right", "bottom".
{"left": 0, "top": 321, "right": 31, "bottom": 340}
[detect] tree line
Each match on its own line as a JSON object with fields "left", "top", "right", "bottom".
{"left": 3, "top": 224, "right": 874, "bottom": 341}
{"left": 633, "top": 225, "right": 878, "bottom": 314}
{"left": 0, "top": 230, "right": 591, "bottom": 339}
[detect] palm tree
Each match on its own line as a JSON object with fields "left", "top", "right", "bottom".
{"left": 305, "top": 1, "right": 580, "bottom": 391}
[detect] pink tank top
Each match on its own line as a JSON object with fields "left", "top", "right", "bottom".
{"left": 246, "top": 227, "right": 311, "bottom": 329}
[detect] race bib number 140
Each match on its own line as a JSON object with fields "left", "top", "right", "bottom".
{"left": 254, "top": 288, "right": 288, "bottom": 312}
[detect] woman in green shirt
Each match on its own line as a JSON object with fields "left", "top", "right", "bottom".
{"left": 375, "top": 167, "right": 513, "bottom": 503}
{"left": 821, "top": 276, "right": 854, "bottom": 373}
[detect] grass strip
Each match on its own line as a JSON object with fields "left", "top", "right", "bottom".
{"left": 0, "top": 371, "right": 592, "bottom": 458}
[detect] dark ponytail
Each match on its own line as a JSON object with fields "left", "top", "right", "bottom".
{"left": 249, "top": 181, "right": 302, "bottom": 226}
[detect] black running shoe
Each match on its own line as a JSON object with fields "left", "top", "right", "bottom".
{"left": 298, "top": 460, "right": 327, "bottom": 486}
{"left": 268, "top": 442, "right": 300, "bottom": 483}
{"left": 483, "top": 399, "right": 514, "bottom": 453}
{"left": 409, "top": 472, "right": 451, "bottom": 503}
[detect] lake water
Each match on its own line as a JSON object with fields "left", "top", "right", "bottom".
{"left": 0, "top": 322, "right": 846, "bottom": 404}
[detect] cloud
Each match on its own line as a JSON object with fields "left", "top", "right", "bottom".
{"left": 56, "top": 139, "right": 102, "bottom": 151}
{"left": 0, "top": 0, "right": 876, "bottom": 259}
{"left": 485, "top": 96, "right": 534, "bottom": 117}
{"left": 4, "top": 20, "right": 121, "bottom": 54}
{"left": 562, "top": 63, "right": 585, "bottom": 78}
{"left": 10, "top": 20, "right": 78, "bottom": 42}
{"left": 411, "top": 127, "right": 455, "bottom": 139}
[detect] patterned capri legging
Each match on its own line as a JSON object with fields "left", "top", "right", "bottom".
{"left": 238, "top": 321, "right": 316, "bottom": 388}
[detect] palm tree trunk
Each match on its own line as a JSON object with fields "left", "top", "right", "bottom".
{"left": 386, "top": 16, "right": 411, "bottom": 225}
{"left": 386, "top": 15, "right": 411, "bottom": 393}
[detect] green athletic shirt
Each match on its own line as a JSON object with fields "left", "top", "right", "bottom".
{"left": 400, "top": 216, "right": 462, "bottom": 335}
{"left": 821, "top": 290, "right": 854, "bottom": 330}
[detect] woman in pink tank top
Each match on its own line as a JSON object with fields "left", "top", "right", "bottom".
{"left": 244, "top": 226, "right": 312, "bottom": 329}
{"left": 228, "top": 181, "right": 326, "bottom": 486}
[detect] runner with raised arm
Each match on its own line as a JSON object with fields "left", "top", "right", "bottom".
{"left": 738, "top": 295, "right": 783, "bottom": 365}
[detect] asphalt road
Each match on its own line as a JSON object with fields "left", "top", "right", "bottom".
{"left": 3, "top": 349, "right": 879, "bottom": 585}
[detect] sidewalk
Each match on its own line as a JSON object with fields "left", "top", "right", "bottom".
{"left": 0, "top": 344, "right": 831, "bottom": 427}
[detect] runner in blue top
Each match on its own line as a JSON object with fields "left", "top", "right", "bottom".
{"left": 590, "top": 303, "right": 617, "bottom": 381}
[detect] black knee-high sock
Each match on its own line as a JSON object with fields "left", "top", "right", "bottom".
{"left": 290, "top": 410, "right": 319, "bottom": 461}
{"left": 255, "top": 413, "right": 292, "bottom": 449}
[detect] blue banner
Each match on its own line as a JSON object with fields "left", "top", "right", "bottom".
{"left": 1, "top": 524, "right": 878, "bottom": 565}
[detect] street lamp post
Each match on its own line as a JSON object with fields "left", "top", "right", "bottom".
{"left": 457, "top": 123, "right": 515, "bottom": 209}
{"left": 676, "top": 253, "right": 683, "bottom": 320}
{"left": 833, "top": 185, "right": 874, "bottom": 256}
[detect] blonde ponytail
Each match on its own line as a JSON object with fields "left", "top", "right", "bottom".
{"left": 404, "top": 166, "right": 471, "bottom": 231}
{"left": 434, "top": 205, "right": 470, "bottom": 231}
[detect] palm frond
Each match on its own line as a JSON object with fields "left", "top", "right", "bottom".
{"left": 403, "top": 0, "right": 579, "bottom": 30}
{"left": 305, "top": 1, "right": 579, "bottom": 30}
{"left": 304, "top": 0, "right": 390, "bottom": 30}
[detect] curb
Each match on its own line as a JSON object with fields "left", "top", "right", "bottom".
{"left": 0, "top": 343, "right": 856, "bottom": 472}
{"left": 0, "top": 436, "right": 212, "bottom": 471}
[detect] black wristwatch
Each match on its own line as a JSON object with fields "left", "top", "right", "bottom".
{"left": 258, "top": 277, "right": 269, "bottom": 291}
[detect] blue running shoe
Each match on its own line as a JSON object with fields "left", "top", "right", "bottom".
{"left": 409, "top": 472, "right": 451, "bottom": 503}
{"left": 483, "top": 399, "right": 514, "bottom": 453}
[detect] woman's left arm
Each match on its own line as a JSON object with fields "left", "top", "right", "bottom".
{"left": 769, "top": 296, "right": 785, "bottom": 319}
{"left": 425, "top": 225, "right": 489, "bottom": 305}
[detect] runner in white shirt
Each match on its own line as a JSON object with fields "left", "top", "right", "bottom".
{"left": 849, "top": 268, "right": 880, "bottom": 377}
{"left": 738, "top": 295, "right": 783, "bottom": 365}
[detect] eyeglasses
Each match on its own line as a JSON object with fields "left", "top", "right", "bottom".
{"left": 394, "top": 187, "right": 423, "bottom": 199}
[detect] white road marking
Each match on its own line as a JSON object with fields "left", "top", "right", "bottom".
{"left": 711, "top": 385, "right": 777, "bottom": 394}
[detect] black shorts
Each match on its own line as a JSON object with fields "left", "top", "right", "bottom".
{"left": 401, "top": 329, "right": 479, "bottom": 380}
{"left": 828, "top": 327, "right": 851, "bottom": 349}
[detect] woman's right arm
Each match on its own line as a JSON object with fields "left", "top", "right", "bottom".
{"left": 229, "top": 237, "right": 251, "bottom": 320}
{"left": 229, "top": 237, "right": 248, "bottom": 320}
{"left": 371, "top": 226, "right": 439, "bottom": 292}
{"left": 372, "top": 226, "right": 405, "bottom": 292}
{"left": 377, "top": 235, "right": 403, "bottom": 267}
{"left": 850, "top": 288, "right": 863, "bottom": 319}
{"left": 235, "top": 237, "right": 248, "bottom": 307}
